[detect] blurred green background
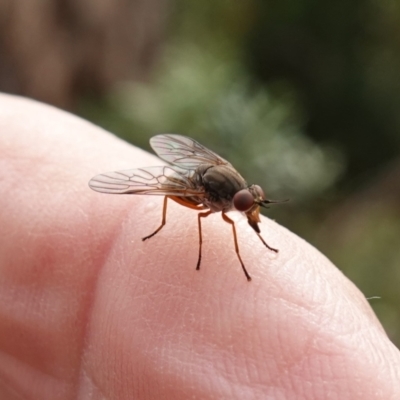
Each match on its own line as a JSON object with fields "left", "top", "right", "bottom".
{"left": 1, "top": 0, "right": 399, "bottom": 347}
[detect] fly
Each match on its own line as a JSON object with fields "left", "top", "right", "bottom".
{"left": 89, "top": 134, "right": 284, "bottom": 281}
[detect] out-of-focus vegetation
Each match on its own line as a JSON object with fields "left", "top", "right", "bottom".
{"left": 248, "top": 0, "right": 400, "bottom": 180}
{"left": 97, "top": 47, "right": 343, "bottom": 200}
{"left": 1, "top": 0, "right": 399, "bottom": 346}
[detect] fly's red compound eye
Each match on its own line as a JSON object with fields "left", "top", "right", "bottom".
{"left": 254, "top": 185, "right": 265, "bottom": 199}
{"left": 233, "top": 189, "right": 254, "bottom": 212}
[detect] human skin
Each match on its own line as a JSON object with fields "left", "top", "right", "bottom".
{"left": 0, "top": 93, "right": 399, "bottom": 400}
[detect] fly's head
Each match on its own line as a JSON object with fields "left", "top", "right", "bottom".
{"left": 233, "top": 184, "right": 283, "bottom": 233}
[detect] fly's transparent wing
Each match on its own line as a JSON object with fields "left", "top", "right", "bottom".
{"left": 150, "top": 134, "right": 231, "bottom": 170}
{"left": 89, "top": 166, "right": 204, "bottom": 196}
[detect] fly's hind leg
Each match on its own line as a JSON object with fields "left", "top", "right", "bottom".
{"left": 143, "top": 195, "right": 207, "bottom": 243}
{"left": 142, "top": 196, "right": 169, "bottom": 241}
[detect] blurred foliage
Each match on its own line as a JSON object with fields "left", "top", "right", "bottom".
{"left": 247, "top": 0, "right": 400, "bottom": 181}
{"left": 107, "top": 47, "right": 343, "bottom": 200}
{"left": 79, "top": 0, "right": 400, "bottom": 347}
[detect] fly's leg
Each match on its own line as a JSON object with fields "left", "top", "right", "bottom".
{"left": 142, "top": 196, "right": 168, "bottom": 241}
{"left": 196, "top": 210, "right": 213, "bottom": 271}
{"left": 142, "top": 196, "right": 206, "bottom": 242}
{"left": 247, "top": 217, "right": 278, "bottom": 252}
{"left": 222, "top": 213, "right": 252, "bottom": 281}
{"left": 256, "top": 232, "right": 278, "bottom": 252}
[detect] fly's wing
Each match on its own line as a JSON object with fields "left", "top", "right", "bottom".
{"left": 150, "top": 134, "right": 232, "bottom": 170}
{"left": 88, "top": 166, "right": 205, "bottom": 197}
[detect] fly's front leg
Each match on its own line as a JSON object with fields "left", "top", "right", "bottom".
{"left": 222, "top": 213, "right": 252, "bottom": 281}
{"left": 256, "top": 232, "right": 278, "bottom": 252}
{"left": 142, "top": 196, "right": 168, "bottom": 241}
{"left": 196, "top": 210, "right": 213, "bottom": 271}
{"left": 247, "top": 218, "right": 278, "bottom": 252}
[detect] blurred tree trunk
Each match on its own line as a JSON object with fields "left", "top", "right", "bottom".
{"left": 0, "top": 0, "right": 170, "bottom": 109}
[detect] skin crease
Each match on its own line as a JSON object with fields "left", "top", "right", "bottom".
{"left": 0, "top": 94, "right": 399, "bottom": 400}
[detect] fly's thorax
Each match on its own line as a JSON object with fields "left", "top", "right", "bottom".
{"left": 197, "top": 164, "right": 248, "bottom": 212}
